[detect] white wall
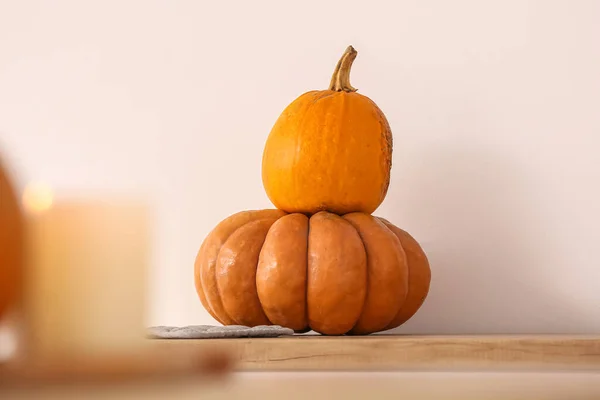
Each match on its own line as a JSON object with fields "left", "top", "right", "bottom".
{"left": 1, "top": 0, "right": 599, "bottom": 334}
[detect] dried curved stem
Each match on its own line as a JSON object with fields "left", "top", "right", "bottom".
{"left": 328, "top": 45, "right": 358, "bottom": 92}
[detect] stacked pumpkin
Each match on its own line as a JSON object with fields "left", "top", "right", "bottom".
{"left": 194, "top": 46, "right": 431, "bottom": 335}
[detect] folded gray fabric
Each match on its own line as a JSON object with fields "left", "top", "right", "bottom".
{"left": 147, "top": 324, "right": 295, "bottom": 339}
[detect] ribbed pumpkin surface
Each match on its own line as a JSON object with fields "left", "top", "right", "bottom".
{"left": 194, "top": 209, "right": 430, "bottom": 335}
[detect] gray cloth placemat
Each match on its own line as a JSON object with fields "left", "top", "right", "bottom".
{"left": 147, "top": 325, "right": 295, "bottom": 339}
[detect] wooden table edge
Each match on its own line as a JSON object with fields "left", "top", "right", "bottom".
{"left": 150, "top": 334, "right": 600, "bottom": 372}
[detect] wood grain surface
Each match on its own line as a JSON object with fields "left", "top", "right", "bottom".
{"left": 153, "top": 334, "right": 600, "bottom": 371}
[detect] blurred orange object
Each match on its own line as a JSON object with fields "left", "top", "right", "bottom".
{"left": 0, "top": 157, "right": 23, "bottom": 321}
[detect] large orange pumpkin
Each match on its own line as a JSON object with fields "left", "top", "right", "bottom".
{"left": 194, "top": 209, "right": 430, "bottom": 335}
{"left": 0, "top": 158, "right": 23, "bottom": 320}
{"left": 261, "top": 46, "right": 393, "bottom": 215}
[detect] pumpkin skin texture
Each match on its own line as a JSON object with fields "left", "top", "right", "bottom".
{"left": 0, "top": 159, "right": 23, "bottom": 320}
{"left": 256, "top": 213, "right": 309, "bottom": 331}
{"left": 194, "top": 209, "right": 431, "bottom": 335}
{"left": 343, "top": 213, "right": 408, "bottom": 335}
{"left": 379, "top": 218, "right": 432, "bottom": 330}
{"left": 306, "top": 212, "right": 368, "bottom": 335}
{"left": 194, "top": 209, "right": 286, "bottom": 325}
{"left": 261, "top": 46, "right": 393, "bottom": 216}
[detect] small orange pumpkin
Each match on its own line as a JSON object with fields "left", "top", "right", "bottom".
{"left": 261, "top": 46, "right": 393, "bottom": 216}
{"left": 194, "top": 209, "right": 430, "bottom": 335}
{"left": 0, "top": 158, "right": 23, "bottom": 320}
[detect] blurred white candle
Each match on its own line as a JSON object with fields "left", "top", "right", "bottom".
{"left": 21, "top": 185, "right": 150, "bottom": 358}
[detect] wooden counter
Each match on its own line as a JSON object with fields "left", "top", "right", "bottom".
{"left": 153, "top": 334, "right": 600, "bottom": 372}
{"left": 2, "top": 335, "right": 599, "bottom": 399}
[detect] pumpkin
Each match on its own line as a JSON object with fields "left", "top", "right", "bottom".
{"left": 194, "top": 209, "right": 430, "bottom": 335}
{"left": 261, "top": 46, "right": 393, "bottom": 215}
{"left": 0, "top": 158, "right": 23, "bottom": 320}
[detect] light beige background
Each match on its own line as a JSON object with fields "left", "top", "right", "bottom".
{"left": 1, "top": 0, "right": 599, "bottom": 333}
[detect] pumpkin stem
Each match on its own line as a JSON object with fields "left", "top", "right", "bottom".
{"left": 328, "top": 45, "right": 358, "bottom": 92}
